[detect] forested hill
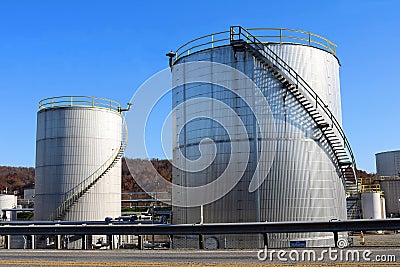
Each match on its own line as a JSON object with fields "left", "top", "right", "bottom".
{"left": 0, "top": 158, "right": 172, "bottom": 197}
{"left": 0, "top": 166, "right": 35, "bottom": 195}
{"left": 0, "top": 160, "right": 374, "bottom": 197}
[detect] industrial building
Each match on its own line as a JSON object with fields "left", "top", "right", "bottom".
{"left": 171, "top": 26, "right": 357, "bottom": 248}
{"left": 34, "top": 96, "right": 127, "bottom": 248}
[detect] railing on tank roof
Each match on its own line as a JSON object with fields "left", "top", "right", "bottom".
{"left": 247, "top": 28, "right": 337, "bottom": 56}
{"left": 173, "top": 28, "right": 337, "bottom": 64}
{"left": 38, "top": 96, "right": 122, "bottom": 113}
{"left": 174, "top": 30, "right": 230, "bottom": 63}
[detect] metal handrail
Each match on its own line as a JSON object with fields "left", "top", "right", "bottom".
{"left": 247, "top": 28, "right": 337, "bottom": 55}
{"left": 360, "top": 184, "right": 382, "bottom": 194}
{"left": 48, "top": 117, "right": 128, "bottom": 220}
{"left": 228, "top": 26, "right": 357, "bottom": 186}
{"left": 39, "top": 96, "right": 122, "bottom": 113}
{"left": 173, "top": 28, "right": 337, "bottom": 64}
{"left": 174, "top": 31, "right": 230, "bottom": 62}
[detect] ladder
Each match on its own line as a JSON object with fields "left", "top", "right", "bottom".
{"left": 229, "top": 26, "right": 359, "bottom": 218}
{"left": 48, "top": 118, "right": 128, "bottom": 221}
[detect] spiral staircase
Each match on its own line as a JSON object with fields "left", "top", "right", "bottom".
{"left": 229, "top": 26, "right": 360, "bottom": 219}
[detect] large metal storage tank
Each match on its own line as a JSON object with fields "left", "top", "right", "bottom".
{"left": 376, "top": 150, "right": 400, "bottom": 216}
{"left": 35, "top": 96, "right": 123, "bottom": 221}
{"left": 171, "top": 27, "right": 352, "bottom": 248}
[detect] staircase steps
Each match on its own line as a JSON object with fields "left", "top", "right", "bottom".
{"left": 230, "top": 26, "right": 359, "bottom": 219}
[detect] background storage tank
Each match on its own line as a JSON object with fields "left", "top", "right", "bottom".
{"left": 379, "top": 179, "right": 400, "bottom": 215}
{"left": 35, "top": 96, "right": 125, "bottom": 221}
{"left": 171, "top": 27, "right": 356, "bottom": 248}
{"left": 376, "top": 150, "right": 400, "bottom": 176}
{"left": 361, "top": 193, "right": 382, "bottom": 219}
{"left": 376, "top": 150, "right": 400, "bottom": 216}
{"left": 375, "top": 150, "right": 400, "bottom": 217}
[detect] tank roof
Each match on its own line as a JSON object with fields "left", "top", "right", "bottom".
{"left": 375, "top": 150, "right": 400, "bottom": 155}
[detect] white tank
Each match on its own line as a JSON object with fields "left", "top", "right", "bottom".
{"left": 35, "top": 96, "right": 123, "bottom": 221}
{"left": 361, "top": 193, "right": 382, "bottom": 219}
{"left": 0, "top": 194, "right": 17, "bottom": 220}
{"left": 171, "top": 27, "right": 349, "bottom": 248}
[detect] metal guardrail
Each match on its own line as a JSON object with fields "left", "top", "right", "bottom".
{"left": 173, "top": 27, "right": 337, "bottom": 64}
{"left": 247, "top": 27, "right": 337, "bottom": 55}
{"left": 174, "top": 30, "right": 230, "bottom": 63}
{"left": 0, "top": 219, "right": 399, "bottom": 236}
{"left": 358, "top": 178, "right": 385, "bottom": 193}
{"left": 360, "top": 184, "right": 382, "bottom": 194}
{"left": 39, "top": 96, "right": 122, "bottom": 113}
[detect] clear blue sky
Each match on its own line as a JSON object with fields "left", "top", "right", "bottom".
{"left": 0, "top": 0, "right": 399, "bottom": 173}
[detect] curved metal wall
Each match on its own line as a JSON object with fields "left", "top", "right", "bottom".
{"left": 268, "top": 44, "right": 342, "bottom": 125}
{"left": 380, "top": 180, "right": 400, "bottom": 215}
{"left": 172, "top": 44, "right": 346, "bottom": 248}
{"left": 35, "top": 107, "right": 122, "bottom": 221}
{"left": 361, "top": 193, "right": 382, "bottom": 219}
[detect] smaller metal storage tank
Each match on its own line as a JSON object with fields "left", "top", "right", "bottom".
{"left": 361, "top": 193, "right": 382, "bottom": 219}
{"left": 35, "top": 96, "right": 125, "bottom": 223}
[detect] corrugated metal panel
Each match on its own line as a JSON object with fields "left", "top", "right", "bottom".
{"left": 376, "top": 151, "right": 400, "bottom": 216}
{"left": 376, "top": 150, "right": 400, "bottom": 176}
{"left": 380, "top": 180, "right": 400, "bottom": 214}
{"left": 172, "top": 44, "right": 346, "bottom": 248}
{"left": 268, "top": 44, "right": 342, "bottom": 125}
{"left": 35, "top": 107, "right": 121, "bottom": 221}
